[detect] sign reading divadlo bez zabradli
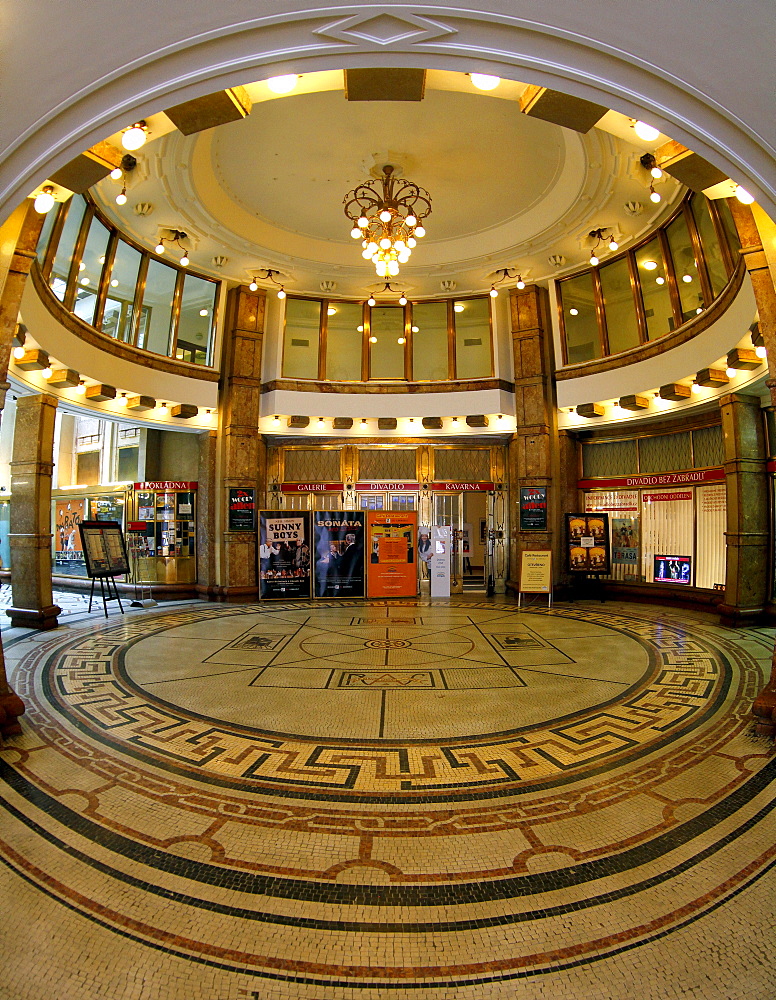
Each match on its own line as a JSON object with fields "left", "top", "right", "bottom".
{"left": 227, "top": 487, "right": 256, "bottom": 531}
{"left": 519, "top": 486, "right": 548, "bottom": 531}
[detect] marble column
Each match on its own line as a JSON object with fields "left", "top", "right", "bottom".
{"left": 729, "top": 201, "right": 776, "bottom": 731}
{"left": 507, "top": 285, "right": 559, "bottom": 592}
{"left": 0, "top": 203, "right": 46, "bottom": 732}
{"left": 217, "top": 285, "right": 265, "bottom": 600}
{"left": 195, "top": 429, "right": 218, "bottom": 597}
{"left": 7, "top": 393, "right": 61, "bottom": 630}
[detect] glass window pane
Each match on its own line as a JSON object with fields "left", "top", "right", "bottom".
{"left": 282, "top": 298, "right": 321, "bottom": 378}
{"left": 369, "top": 306, "right": 405, "bottom": 379}
{"left": 326, "top": 302, "right": 363, "bottom": 380}
{"left": 49, "top": 197, "right": 87, "bottom": 301}
{"left": 666, "top": 213, "right": 703, "bottom": 322}
{"left": 412, "top": 302, "right": 448, "bottom": 380}
{"left": 36, "top": 203, "right": 59, "bottom": 264}
{"left": 137, "top": 259, "right": 176, "bottom": 356}
{"left": 454, "top": 297, "right": 491, "bottom": 378}
{"left": 176, "top": 272, "right": 216, "bottom": 365}
{"left": 102, "top": 240, "right": 142, "bottom": 343}
{"left": 715, "top": 197, "right": 741, "bottom": 261}
{"left": 599, "top": 257, "right": 640, "bottom": 354}
{"left": 72, "top": 216, "right": 111, "bottom": 326}
{"left": 691, "top": 195, "right": 728, "bottom": 297}
{"left": 633, "top": 237, "right": 674, "bottom": 340}
{"left": 560, "top": 273, "right": 600, "bottom": 363}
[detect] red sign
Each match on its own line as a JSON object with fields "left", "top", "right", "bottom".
{"left": 643, "top": 491, "right": 693, "bottom": 502}
{"left": 578, "top": 468, "right": 723, "bottom": 489}
{"left": 134, "top": 481, "right": 198, "bottom": 490}
{"left": 432, "top": 482, "right": 494, "bottom": 492}
{"left": 281, "top": 483, "right": 343, "bottom": 493}
{"left": 355, "top": 482, "right": 421, "bottom": 492}
{"left": 128, "top": 521, "right": 148, "bottom": 531}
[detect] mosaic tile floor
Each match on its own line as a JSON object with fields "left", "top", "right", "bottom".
{"left": 1, "top": 598, "right": 774, "bottom": 999}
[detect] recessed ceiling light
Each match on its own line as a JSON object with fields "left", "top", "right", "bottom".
{"left": 266, "top": 75, "right": 299, "bottom": 94}
{"left": 470, "top": 73, "right": 500, "bottom": 91}
{"left": 642, "top": 259, "right": 658, "bottom": 270}
{"left": 633, "top": 120, "right": 660, "bottom": 142}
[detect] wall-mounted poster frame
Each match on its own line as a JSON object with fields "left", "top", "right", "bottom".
{"left": 258, "top": 511, "right": 312, "bottom": 599}
{"left": 566, "top": 512, "right": 610, "bottom": 574}
{"left": 519, "top": 487, "right": 548, "bottom": 531}
{"left": 228, "top": 488, "right": 257, "bottom": 532}
{"left": 313, "top": 511, "right": 365, "bottom": 598}
{"left": 366, "top": 510, "right": 418, "bottom": 597}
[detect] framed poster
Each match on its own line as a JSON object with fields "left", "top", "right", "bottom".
{"left": 519, "top": 550, "right": 552, "bottom": 593}
{"left": 654, "top": 554, "right": 692, "bottom": 584}
{"left": 566, "top": 512, "right": 610, "bottom": 574}
{"left": 313, "top": 511, "right": 365, "bottom": 598}
{"left": 366, "top": 511, "right": 418, "bottom": 598}
{"left": 228, "top": 487, "right": 257, "bottom": 531}
{"left": 77, "top": 521, "right": 130, "bottom": 577}
{"left": 259, "top": 511, "right": 311, "bottom": 599}
{"left": 520, "top": 487, "right": 548, "bottom": 531}
{"left": 55, "top": 498, "right": 86, "bottom": 565}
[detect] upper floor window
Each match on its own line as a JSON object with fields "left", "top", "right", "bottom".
{"left": 281, "top": 295, "right": 493, "bottom": 381}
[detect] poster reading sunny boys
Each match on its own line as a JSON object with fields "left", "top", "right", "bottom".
{"left": 259, "top": 511, "right": 311, "bottom": 599}
{"left": 366, "top": 511, "right": 418, "bottom": 598}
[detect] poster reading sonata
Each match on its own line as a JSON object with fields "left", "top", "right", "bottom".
{"left": 313, "top": 512, "right": 365, "bottom": 598}
{"left": 258, "top": 511, "right": 311, "bottom": 599}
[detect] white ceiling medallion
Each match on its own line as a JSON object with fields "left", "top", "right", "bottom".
{"left": 314, "top": 12, "right": 457, "bottom": 47}
{"left": 440, "top": 279, "right": 457, "bottom": 292}
{"left": 320, "top": 280, "right": 337, "bottom": 293}
{"left": 624, "top": 200, "right": 644, "bottom": 216}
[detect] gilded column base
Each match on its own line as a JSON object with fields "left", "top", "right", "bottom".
{"left": 0, "top": 689, "right": 25, "bottom": 737}
{"left": 5, "top": 604, "right": 61, "bottom": 630}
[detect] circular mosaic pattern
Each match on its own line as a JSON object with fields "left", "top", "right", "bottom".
{"left": 364, "top": 638, "right": 411, "bottom": 648}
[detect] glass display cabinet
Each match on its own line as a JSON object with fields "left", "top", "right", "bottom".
{"left": 131, "top": 481, "right": 197, "bottom": 583}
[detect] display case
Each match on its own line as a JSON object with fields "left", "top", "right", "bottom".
{"left": 53, "top": 487, "right": 129, "bottom": 578}
{"left": 131, "top": 481, "right": 197, "bottom": 583}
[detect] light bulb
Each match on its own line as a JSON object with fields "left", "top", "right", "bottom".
{"left": 277, "top": 288, "right": 286, "bottom": 299}
{"left": 608, "top": 239, "right": 619, "bottom": 251}
{"left": 397, "top": 336, "right": 406, "bottom": 344}
{"left": 414, "top": 226, "right": 426, "bottom": 238}
{"left": 650, "top": 188, "right": 662, "bottom": 203}
{"left": 357, "top": 216, "right": 368, "bottom": 228}
{"left": 735, "top": 185, "right": 755, "bottom": 204}
{"left": 695, "top": 307, "right": 703, "bottom": 314}
{"left": 399, "top": 295, "right": 407, "bottom": 306}
{"left": 199, "top": 308, "right": 208, "bottom": 316}
{"left": 651, "top": 166, "right": 663, "bottom": 179}
{"left": 81, "top": 277, "right": 90, "bottom": 285}
{"left": 115, "top": 189, "right": 127, "bottom": 205}
{"left": 249, "top": 279, "right": 258, "bottom": 291}
{"left": 79, "top": 261, "right": 86, "bottom": 271}
{"left": 569, "top": 308, "right": 579, "bottom": 316}
{"left": 361, "top": 249, "right": 372, "bottom": 259}
{"left": 369, "top": 335, "right": 377, "bottom": 343}
{"left": 633, "top": 120, "right": 660, "bottom": 142}
{"left": 394, "top": 240, "right": 406, "bottom": 251}
{"left": 327, "top": 306, "right": 337, "bottom": 316}
{"left": 656, "top": 276, "right": 665, "bottom": 285}
{"left": 42, "top": 366, "right": 52, "bottom": 378}
{"left": 489, "top": 286, "right": 498, "bottom": 298}
{"left": 726, "top": 367, "right": 737, "bottom": 378}
{"left": 642, "top": 259, "right": 658, "bottom": 270}
{"left": 111, "top": 279, "right": 119, "bottom": 287}
{"left": 407, "top": 237, "right": 416, "bottom": 248}
{"left": 755, "top": 345, "right": 767, "bottom": 359}
{"left": 110, "top": 167, "right": 123, "bottom": 180}
{"left": 405, "top": 214, "right": 416, "bottom": 228}
{"left": 411, "top": 326, "right": 419, "bottom": 333}
{"left": 691, "top": 382, "right": 703, "bottom": 394}
{"left": 179, "top": 254, "right": 189, "bottom": 266}
{"left": 379, "top": 209, "right": 392, "bottom": 223}
{"left": 589, "top": 254, "right": 599, "bottom": 266}
{"left": 33, "top": 186, "right": 55, "bottom": 214}
{"left": 470, "top": 73, "right": 500, "bottom": 91}
{"left": 98, "top": 255, "right": 106, "bottom": 264}
{"left": 367, "top": 296, "right": 376, "bottom": 306}
{"left": 121, "top": 122, "right": 147, "bottom": 151}
{"left": 155, "top": 242, "right": 165, "bottom": 254}
{"left": 388, "top": 261, "right": 400, "bottom": 276}
{"left": 367, "top": 242, "right": 378, "bottom": 254}
{"left": 273, "top": 415, "right": 280, "bottom": 426}
{"left": 266, "top": 75, "right": 299, "bottom": 94}
{"left": 376, "top": 261, "right": 388, "bottom": 277}
{"left": 77, "top": 382, "right": 87, "bottom": 394}
{"left": 350, "top": 227, "right": 361, "bottom": 239}
{"left": 357, "top": 325, "right": 364, "bottom": 332}
{"left": 397, "top": 251, "right": 410, "bottom": 264}
{"left": 682, "top": 273, "right": 693, "bottom": 283}
{"left": 454, "top": 303, "right": 465, "bottom": 313}
{"left": 13, "top": 346, "right": 25, "bottom": 359}
{"left": 379, "top": 237, "right": 391, "bottom": 250}
{"left": 516, "top": 278, "right": 525, "bottom": 289}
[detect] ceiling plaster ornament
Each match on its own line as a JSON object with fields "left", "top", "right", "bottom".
{"left": 548, "top": 254, "right": 566, "bottom": 267}
{"left": 133, "top": 202, "right": 153, "bottom": 217}
{"left": 313, "top": 12, "right": 457, "bottom": 48}
{"left": 320, "top": 280, "right": 337, "bottom": 293}
{"left": 624, "top": 200, "right": 644, "bottom": 216}
{"left": 212, "top": 255, "right": 228, "bottom": 268}
{"left": 440, "top": 279, "right": 457, "bottom": 292}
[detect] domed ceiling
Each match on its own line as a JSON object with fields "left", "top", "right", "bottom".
{"left": 92, "top": 70, "right": 682, "bottom": 299}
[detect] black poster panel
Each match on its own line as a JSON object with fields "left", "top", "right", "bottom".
{"left": 78, "top": 521, "right": 130, "bottom": 577}
{"left": 313, "top": 511, "right": 365, "bottom": 598}
{"left": 566, "top": 512, "right": 610, "bottom": 574}
{"left": 228, "top": 487, "right": 257, "bottom": 531}
{"left": 520, "top": 486, "right": 548, "bottom": 531}
{"left": 259, "top": 511, "right": 311, "bottom": 599}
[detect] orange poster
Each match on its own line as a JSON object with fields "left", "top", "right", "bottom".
{"left": 366, "top": 511, "right": 418, "bottom": 598}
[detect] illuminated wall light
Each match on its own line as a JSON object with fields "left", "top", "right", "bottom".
{"left": 78, "top": 261, "right": 86, "bottom": 271}
{"left": 695, "top": 307, "right": 703, "bottom": 314}
{"left": 691, "top": 382, "right": 704, "bottom": 394}
{"left": 33, "top": 186, "right": 56, "bottom": 214}
{"left": 516, "top": 277, "right": 526, "bottom": 289}
{"left": 489, "top": 286, "right": 498, "bottom": 298}
{"left": 110, "top": 167, "right": 123, "bottom": 180}
{"left": 357, "top": 325, "right": 364, "bottom": 332}
{"left": 80, "top": 277, "right": 90, "bottom": 286}
{"left": 249, "top": 279, "right": 258, "bottom": 291}
{"left": 451, "top": 417, "right": 458, "bottom": 424}
{"left": 361, "top": 419, "right": 367, "bottom": 425}
{"left": 115, "top": 188, "right": 127, "bottom": 206}
{"left": 367, "top": 295, "right": 376, "bottom": 307}
{"left": 179, "top": 253, "right": 189, "bottom": 266}
{"left": 608, "top": 239, "right": 619, "bottom": 252}
{"left": 633, "top": 120, "right": 660, "bottom": 142}
{"left": 317, "top": 417, "right": 324, "bottom": 425}
{"left": 470, "top": 73, "right": 501, "bottom": 91}
{"left": 41, "top": 366, "right": 52, "bottom": 379}
{"left": 589, "top": 254, "right": 599, "bottom": 267}
{"left": 649, "top": 186, "right": 662, "bottom": 204}
{"left": 155, "top": 242, "right": 165, "bottom": 254}
{"left": 277, "top": 288, "right": 286, "bottom": 299}
{"left": 121, "top": 122, "right": 148, "bottom": 151}
{"left": 266, "top": 74, "right": 299, "bottom": 94}
{"left": 399, "top": 295, "right": 407, "bottom": 306}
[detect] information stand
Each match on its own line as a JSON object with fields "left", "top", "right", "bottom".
{"left": 78, "top": 520, "right": 129, "bottom": 618}
{"left": 517, "top": 550, "right": 553, "bottom": 609}
{"left": 126, "top": 521, "right": 157, "bottom": 608}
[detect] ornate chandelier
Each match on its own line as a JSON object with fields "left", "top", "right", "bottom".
{"left": 343, "top": 165, "right": 431, "bottom": 278}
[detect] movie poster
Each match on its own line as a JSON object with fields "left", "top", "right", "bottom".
{"left": 566, "top": 512, "right": 610, "bottom": 574}
{"left": 258, "top": 511, "right": 311, "bottom": 599}
{"left": 366, "top": 511, "right": 418, "bottom": 598}
{"left": 55, "top": 498, "right": 86, "bottom": 573}
{"left": 612, "top": 516, "right": 639, "bottom": 566}
{"left": 313, "top": 511, "right": 365, "bottom": 598}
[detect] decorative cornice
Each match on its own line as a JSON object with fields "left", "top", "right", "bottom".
{"left": 261, "top": 377, "right": 514, "bottom": 395}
